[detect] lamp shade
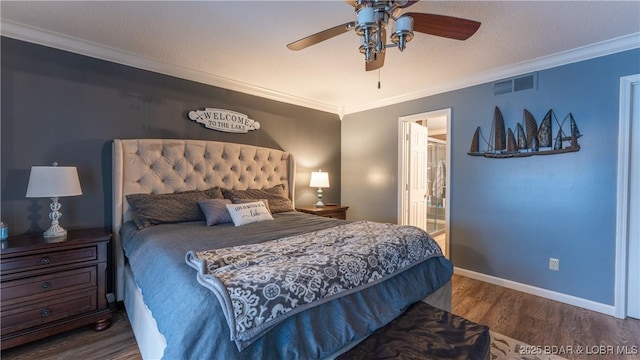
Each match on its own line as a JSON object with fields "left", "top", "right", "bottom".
{"left": 309, "top": 171, "right": 330, "bottom": 188}
{"left": 26, "top": 165, "right": 82, "bottom": 198}
{"left": 395, "top": 16, "right": 414, "bottom": 32}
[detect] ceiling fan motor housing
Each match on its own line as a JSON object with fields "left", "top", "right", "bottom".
{"left": 287, "top": 0, "right": 481, "bottom": 71}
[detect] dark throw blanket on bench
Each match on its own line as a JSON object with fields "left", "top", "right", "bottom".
{"left": 337, "top": 301, "right": 491, "bottom": 360}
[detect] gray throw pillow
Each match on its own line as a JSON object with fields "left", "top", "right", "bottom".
{"left": 198, "top": 199, "right": 233, "bottom": 226}
{"left": 127, "top": 187, "right": 224, "bottom": 229}
{"left": 222, "top": 184, "right": 293, "bottom": 213}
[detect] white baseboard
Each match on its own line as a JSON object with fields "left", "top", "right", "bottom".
{"left": 454, "top": 267, "right": 616, "bottom": 317}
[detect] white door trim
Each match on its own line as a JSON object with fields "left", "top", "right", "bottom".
{"left": 615, "top": 73, "right": 639, "bottom": 318}
{"left": 398, "top": 108, "right": 451, "bottom": 256}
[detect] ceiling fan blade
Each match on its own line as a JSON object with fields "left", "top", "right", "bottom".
{"left": 404, "top": 13, "right": 481, "bottom": 40}
{"left": 366, "top": 50, "right": 385, "bottom": 71}
{"left": 344, "top": 0, "right": 357, "bottom": 7}
{"left": 287, "top": 22, "right": 356, "bottom": 51}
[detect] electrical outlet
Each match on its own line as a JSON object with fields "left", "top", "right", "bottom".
{"left": 549, "top": 258, "right": 560, "bottom": 271}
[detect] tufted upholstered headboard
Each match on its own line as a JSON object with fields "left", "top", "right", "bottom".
{"left": 112, "top": 139, "right": 296, "bottom": 300}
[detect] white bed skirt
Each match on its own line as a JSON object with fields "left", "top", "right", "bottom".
{"left": 124, "top": 266, "right": 166, "bottom": 360}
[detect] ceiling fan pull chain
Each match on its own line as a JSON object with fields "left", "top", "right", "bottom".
{"left": 378, "top": 69, "right": 381, "bottom": 89}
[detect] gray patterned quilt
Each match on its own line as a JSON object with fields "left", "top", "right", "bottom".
{"left": 186, "top": 220, "right": 443, "bottom": 350}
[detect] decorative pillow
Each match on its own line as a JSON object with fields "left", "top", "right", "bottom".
{"left": 222, "top": 184, "right": 293, "bottom": 213}
{"left": 232, "top": 198, "right": 270, "bottom": 212}
{"left": 126, "top": 187, "right": 224, "bottom": 229}
{"left": 226, "top": 201, "right": 274, "bottom": 227}
{"left": 198, "top": 199, "right": 232, "bottom": 226}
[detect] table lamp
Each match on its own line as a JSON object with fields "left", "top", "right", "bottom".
{"left": 26, "top": 162, "right": 82, "bottom": 237}
{"left": 309, "top": 170, "right": 330, "bottom": 208}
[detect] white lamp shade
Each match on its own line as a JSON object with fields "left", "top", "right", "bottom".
{"left": 309, "top": 171, "right": 330, "bottom": 188}
{"left": 357, "top": 6, "right": 375, "bottom": 24}
{"left": 26, "top": 166, "right": 83, "bottom": 198}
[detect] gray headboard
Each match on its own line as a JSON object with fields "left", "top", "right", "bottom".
{"left": 112, "top": 139, "right": 296, "bottom": 300}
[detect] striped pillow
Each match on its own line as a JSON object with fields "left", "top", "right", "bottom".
{"left": 222, "top": 184, "right": 293, "bottom": 213}
{"left": 126, "top": 187, "right": 224, "bottom": 229}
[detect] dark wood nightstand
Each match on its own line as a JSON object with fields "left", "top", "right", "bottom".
{"left": 0, "top": 228, "right": 112, "bottom": 350}
{"left": 296, "top": 205, "right": 349, "bottom": 220}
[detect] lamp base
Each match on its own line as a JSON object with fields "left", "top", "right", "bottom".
{"left": 43, "top": 224, "right": 67, "bottom": 238}
{"left": 43, "top": 197, "right": 67, "bottom": 238}
{"left": 315, "top": 187, "right": 324, "bottom": 208}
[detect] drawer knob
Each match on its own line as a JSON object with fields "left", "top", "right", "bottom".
{"left": 40, "top": 257, "right": 51, "bottom": 265}
{"left": 41, "top": 281, "right": 52, "bottom": 289}
{"left": 41, "top": 308, "right": 51, "bottom": 317}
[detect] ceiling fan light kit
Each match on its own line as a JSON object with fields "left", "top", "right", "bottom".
{"left": 356, "top": 6, "right": 379, "bottom": 62}
{"left": 287, "top": 0, "right": 481, "bottom": 71}
{"left": 391, "top": 15, "right": 414, "bottom": 51}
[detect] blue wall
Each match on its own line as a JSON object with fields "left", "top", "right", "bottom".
{"left": 342, "top": 48, "right": 640, "bottom": 305}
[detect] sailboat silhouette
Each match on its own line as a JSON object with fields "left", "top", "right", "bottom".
{"left": 468, "top": 107, "right": 581, "bottom": 158}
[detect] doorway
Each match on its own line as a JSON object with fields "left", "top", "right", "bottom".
{"left": 629, "top": 78, "right": 639, "bottom": 319}
{"left": 615, "top": 74, "right": 639, "bottom": 319}
{"left": 398, "top": 108, "right": 451, "bottom": 257}
{"left": 426, "top": 138, "right": 447, "bottom": 236}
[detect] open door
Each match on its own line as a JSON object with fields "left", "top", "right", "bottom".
{"left": 404, "top": 121, "right": 429, "bottom": 231}
{"left": 399, "top": 109, "right": 451, "bottom": 257}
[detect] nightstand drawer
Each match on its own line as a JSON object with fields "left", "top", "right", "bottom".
{"left": 325, "top": 212, "right": 347, "bottom": 220}
{"left": 297, "top": 205, "right": 349, "bottom": 220}
{"left": 0, "top": 289, "right": 97, "bottom": 335}
{"left": 0, "top": 246, "right": 98, "bottom": 276}
{"left": 1, "top": 266, "right": 97, "bottom": 305}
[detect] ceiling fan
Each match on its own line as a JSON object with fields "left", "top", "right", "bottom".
{"left": 287, "top": 0, "right": 481, "bottom": 71}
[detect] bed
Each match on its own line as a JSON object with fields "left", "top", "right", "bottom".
{"left": 112, "top": 138, "right": 453, "bottom": 359}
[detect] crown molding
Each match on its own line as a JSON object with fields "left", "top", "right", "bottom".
{"left": 0, "top": 20, "right": 339, "bottom": 115}
{"left": 343, "top": 32, "right": 640, "bottom": 115}
{"left": 2, "top": 20, "right": 638, "bottom": 117}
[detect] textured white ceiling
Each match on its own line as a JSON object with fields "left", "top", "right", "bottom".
{"left": 1, "top": 1, "right": 639, "bottom": 116}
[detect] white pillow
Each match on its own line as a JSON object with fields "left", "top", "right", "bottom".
{"left": 226, "top": 201, "right": 274, "bottom": 227}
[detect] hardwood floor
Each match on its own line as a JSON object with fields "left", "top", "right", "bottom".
{"left": 2, "top": 275, "right": 638, "bottom": 359}
{"left": 451, "top": 274, "right": 640, "bottom": 360}
{"left": 0, "top": 310, "right": 141, "bottom": 360}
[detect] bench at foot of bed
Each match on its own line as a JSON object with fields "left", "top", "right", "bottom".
{"left": 336, "top": 300, "right": 491, "bottom": 360}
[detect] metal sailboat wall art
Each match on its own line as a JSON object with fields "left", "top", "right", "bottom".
{"left": 468, "top": 106, "right": 582, "bottom": 158}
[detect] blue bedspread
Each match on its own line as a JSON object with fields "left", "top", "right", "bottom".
{"left": 122, "top": 212, "right": 453, "bottom": 359}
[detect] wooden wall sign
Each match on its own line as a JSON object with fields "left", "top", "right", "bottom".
{"left": 188, "top": 108, "right": 260, "bottom": 133}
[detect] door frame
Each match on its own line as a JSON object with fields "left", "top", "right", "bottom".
{"left": 615, "top": 74, "right": 640, "bottom": 318}
{"left": 398, "top": 108, "right": 451, "bottom": 256}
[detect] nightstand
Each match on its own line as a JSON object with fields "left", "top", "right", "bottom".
{"left": 0, "top": 228, "right": 112, "bottom": 350}
{"left": 296, "top": 205, "right": 349, "bottom": 220}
